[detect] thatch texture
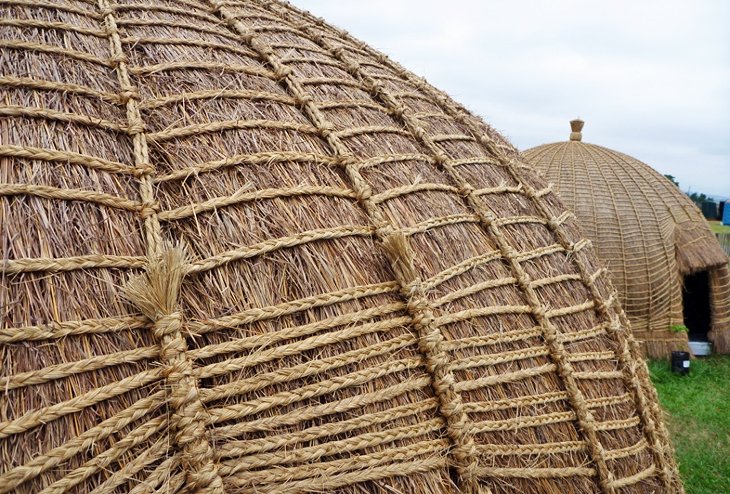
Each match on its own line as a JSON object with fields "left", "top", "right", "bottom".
{"left": 524, "top": 120, "right": 730, "bottom": 357}
{"left": 0, "top": 2, "right": 682, "bottom": 493}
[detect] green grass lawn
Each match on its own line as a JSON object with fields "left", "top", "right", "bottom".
{"left": 648, "top": 356, "right": 730, "bottom": 494}
{"left": 709, "top": 220, "right": 730, "bottom": 234}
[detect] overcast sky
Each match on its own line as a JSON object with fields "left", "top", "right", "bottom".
{"left": 292, "top": 0, "right": 730, "bottom": 199}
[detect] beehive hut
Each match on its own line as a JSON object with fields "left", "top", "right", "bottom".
{"left": 0, "top": 2, "right": 683, "bottom": 493}
{"left": 524, "top": 120, "right": 730, "bottom": 358}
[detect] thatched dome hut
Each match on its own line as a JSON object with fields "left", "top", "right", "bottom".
{"left": 524, "top": 120, "right": 730, "bottom": 358}
{"left": 0, "top": 2, "right": 682, "bottom": 493}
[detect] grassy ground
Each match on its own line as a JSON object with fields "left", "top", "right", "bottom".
{"left": 708, "top": 220, "right": 730, "bottom": 234}
{"left": 648, "top": 356, "right": 730, "bottom": 494}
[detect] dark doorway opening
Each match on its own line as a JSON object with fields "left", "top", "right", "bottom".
{"left": 683, "top": 270, "right": 711, "bottom": 341}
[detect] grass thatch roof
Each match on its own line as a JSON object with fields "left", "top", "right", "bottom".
{"left": 0, "top": 2, "right": 682, "bottom": 493}
{"left": 524, "top": 120, "right": 730, "bottom": 357}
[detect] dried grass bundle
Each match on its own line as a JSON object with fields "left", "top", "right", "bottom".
{"left": 1, "top": 1, "right": 682, "bottom": 493}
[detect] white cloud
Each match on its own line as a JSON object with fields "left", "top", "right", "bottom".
{"left": 292, "top": 0, "right": 730, "bottom": 197}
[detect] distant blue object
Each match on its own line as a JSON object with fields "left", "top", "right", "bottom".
{"left": 723, "top": 201, "right": 730, "bottom": 226}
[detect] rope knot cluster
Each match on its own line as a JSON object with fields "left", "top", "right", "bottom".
{"left": 152, "top": 311, "right": 183, "bottom": 341}
{"left": 138, "top": 201, "right": 160, "bottom": 219}
{"left": 118, "top": 88, "right": 139, "bottom": 104}
{"left": 133, "top": 163, "right": 155, "bottom": 178}
{"left": 335, "top": 153, "right": 356, "bottom": 167}
{"left": 458, "top": 184, "right": 475, "bottom": 197}
{"left": 389, "top": 103, "right": 407, "bottom": 119}
{"left": 272, "top": 64, "right": 292, "bottom": 81}
{"left": 294, "top": 93, "right": 313, "bottom": 107}
{"left": 126, "top": 119, "right": 146, "bottom": 136}
{"left": 317, "top": 122, "right": 336, "bottom": 139}
{"left": 343, "top": 61, "right": 360, "bottom": 75}
{"left": 109, "top": 53, "right": 128, "bottom": 66}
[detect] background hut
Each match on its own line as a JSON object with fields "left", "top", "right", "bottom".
{"left": 0, "top": 2, "right": 682, "bottom": 493}
{"left": 524, "top": 120, "right": 730, "bottom": 358}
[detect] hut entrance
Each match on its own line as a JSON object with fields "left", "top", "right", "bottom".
{"left": 683, "top": 270, "right": 711, "bottom": 341}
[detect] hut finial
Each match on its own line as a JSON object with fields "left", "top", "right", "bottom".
{"left": 570, "top": 118, "right": 584, "bottom": 141}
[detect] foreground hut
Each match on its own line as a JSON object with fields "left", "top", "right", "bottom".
{"left": 524, "top": 120, "right": 730, "bottom": 358}
{"left": 0, "top": 2, "right": 682, "bottom": 493}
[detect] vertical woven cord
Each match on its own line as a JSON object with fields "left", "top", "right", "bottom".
{"left": 97, "top": 2, "right": 224, "bottom": 493}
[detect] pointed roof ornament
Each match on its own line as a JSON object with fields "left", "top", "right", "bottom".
{"left": 570, "top": 118, "right": 584, "bottom": 141}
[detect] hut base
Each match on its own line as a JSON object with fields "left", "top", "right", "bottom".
{"left": 633, "top": 330, "right": 691, "bottom": 360}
